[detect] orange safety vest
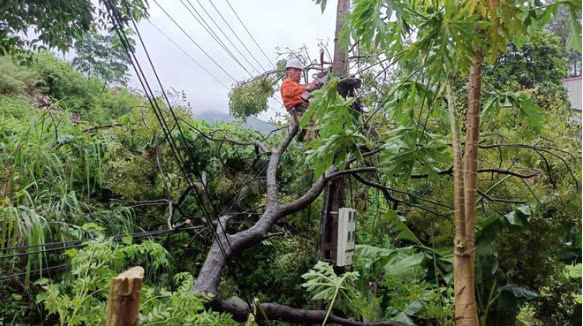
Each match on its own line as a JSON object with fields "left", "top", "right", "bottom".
{"left": 280, "top": 77, "right": 316, "bottom": 113}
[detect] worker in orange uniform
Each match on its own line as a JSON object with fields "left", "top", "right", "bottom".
{"left": 280, "top": 58, "right": 322, "bottom": 141}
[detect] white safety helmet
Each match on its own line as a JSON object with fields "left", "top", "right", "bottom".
{"left": 285, "top": 57, "right": 304, "bottom": 70}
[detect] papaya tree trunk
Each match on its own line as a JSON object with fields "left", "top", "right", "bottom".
{"left": 454, "top": 51, "right": 483, "bottom": 326}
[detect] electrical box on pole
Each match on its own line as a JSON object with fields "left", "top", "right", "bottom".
{"left": 336, "top": 208, "right": 356, "bottom": 267}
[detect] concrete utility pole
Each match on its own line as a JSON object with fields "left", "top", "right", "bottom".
{"left": 319, "top": 0, "right": 350, "bottom": 267}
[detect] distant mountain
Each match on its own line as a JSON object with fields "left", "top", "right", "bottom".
{"left": 194, "top": 111, "right": 278, "bottom": 134}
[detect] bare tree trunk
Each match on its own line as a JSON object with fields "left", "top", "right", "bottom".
{"left": 332, "top": 0, "right": 350, "bottom": 78}
{"left": 454, "top": 51, "right": 483, "bottom": 326}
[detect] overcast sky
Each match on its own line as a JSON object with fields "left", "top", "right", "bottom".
{"left": 129, "top": 0, "right": 338, "bottom": 120}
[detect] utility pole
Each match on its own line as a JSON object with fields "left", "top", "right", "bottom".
{"left": 319, "top": 0, "right": 350, "bottom": 268}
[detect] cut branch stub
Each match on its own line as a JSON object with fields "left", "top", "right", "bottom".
{"left": 106, "top": 266, "right": 144, "bottom": 326}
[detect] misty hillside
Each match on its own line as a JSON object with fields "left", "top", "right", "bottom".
{"left": 194, "top": 111, "right": 278, "bottom": 134}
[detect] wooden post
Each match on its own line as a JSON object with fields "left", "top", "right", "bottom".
{"left": 106, "top": 266, "right": 144, "bottom": 326}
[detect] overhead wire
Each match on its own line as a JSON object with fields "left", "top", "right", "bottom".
{"left": 103, "top": 0, "right": 231, "bottom": 266}
{"left": 0, "top": 227, "right": 207, "bottom": 282}
{"left": 223, "top": 0, "right": 275, "bottom": 66}
{"left": 147, "top": 20, "right": 230, "bottom": 90}
{"left": 106, "top": 3, "right": 259, "bottom": 316}
{"left": 205, "top": 0, "right": 267, "bottom": 71}
{"left": 128, "top": 11, "right": 262, "bottom": 318}
{"left": 151, "top": 0, "right": 238, "bottom": 82}
{"left": 178, "top": 0, "right": 254, "bottom": 77}
{"left": 125, "top": 9, "right": 232, "bottom": 255}
{"left": 188, "top": 0, "right": 263, "bottom": 73}
{"left": 0, "top": 264, "right": 69, "bottom": 282}
{"left": 0, "top": 226, "right": 203, "bottom": 258}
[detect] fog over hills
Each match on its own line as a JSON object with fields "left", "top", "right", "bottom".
{"left": 194, "top": 111, "right": 278, "bottom": 134}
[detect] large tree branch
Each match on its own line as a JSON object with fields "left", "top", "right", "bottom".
{"left": 211, "top": 299, "right": 403, "bottom": 326}
{"left": 352, "top": 173, "right": 450, "bottom": 216}
{"left": 278, "top": 166, "right": 336, "bottom": 217}
{"left": 410, "top": 167, "right": 542, "bottom": 179}
{"left": 266, "top": 118, "right": 299, "bottom": 209}
{"left": 477, "top": 190, "right": 527, "bottom": 204}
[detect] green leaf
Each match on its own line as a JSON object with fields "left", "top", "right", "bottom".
{"left": 384, "top": 252, "right": 425, "bottom": 278}
{"left": 504, "top": 205, "right": 531, "bottom": 226}
{"left": 566, "top": 5, "right": 582, "bottom": 51}
{"left": 392, "top": 300, "right": 424, "bottom": 325}
{"left": 565, "top": 264, "right": 582, "bottom": 279}
{"left": 382, "top": 211, "right": 423, "bottom": 245}
{"left": 498, "top": 284, "right": 538, "bottom": 300}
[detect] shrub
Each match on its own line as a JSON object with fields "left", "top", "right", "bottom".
{"left": 0, "top": 55, "right": 42, "bottom": 98}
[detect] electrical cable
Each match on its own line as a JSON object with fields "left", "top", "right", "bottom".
{"left": 104, "top": 0, "right": 231, "bottom": 264}
{"left": 0, "top": 227, "right": 203, "bottom": 259}
{"left": 0, "top": 264, "right": 70, "bottom": 282}
{"left": 109, "top": 2, "right": 251, "bottom": 297}
{"left": 125, "top": 10, "right": 231, "bottom": 254}
{"left": 106, "top": 3, "right": 261, "bottom": 317}
{"left": 223, "top": 0, "right": 274, "bottom": 66}
{"left": 205, "top": 0, "right": 267, "bottom": 72}
{"left": 0, "top": 227, "right": 209, "bottom": 282}
{"left": 148, "top": 20, "right": 230, "bottom": 90}
{"left": 124, "top": 7, "right": 263, "bottom": 317}
{"left": 131, "top": 8, "right": 236, "bottom": 255}
{"left": 151, "top": 0, "right": 238, "bottom": 82}
{"left": 178, "top": 0, "right": 254, "bottom": 77}
{"left": 187, "top": 0, "right": 263, "bottom": 74}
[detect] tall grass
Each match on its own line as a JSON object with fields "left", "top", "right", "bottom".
{"left": 0, "top": 98, "right": 135, "bottom": 282}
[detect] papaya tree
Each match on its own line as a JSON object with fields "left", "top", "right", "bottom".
{"left": 344, "top": 0, "right": 581, "bottom": 324}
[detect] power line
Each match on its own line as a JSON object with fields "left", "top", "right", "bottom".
{"left": 105, "top": 0, "right": 227, "bottom": 259}
{"left": 0, "top": 227, "right": 209, "bottom": 282}
{"left": 148, "top": 20, "right": 230, "bottom": 90}
{"left": 118, "top": 6, "right": 260, "bottom": 318}
{"left": 0, "top": 264, "right": 69, "bottom": 282}
{"left": 223, "top": 0, "right": 275, "bottom": 66}
{"left": 0, "top": 226, "right": 203, "bottom": 258}
{"left": 151, "top": 0, "right": 238, "bottom": 82}
{"left": 205, "top": 0, "right": 267, "bottom": 71}
{"left": 189, "top": 0, "right": 264, "bottom": 73}
{"left": 108, "top": 0, "right": 241, "bottom": 284}
{"left": 178, "top": 0, "right": 254, "bottom": 77}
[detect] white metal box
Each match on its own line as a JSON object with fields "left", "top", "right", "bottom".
{"left": 336, "top": 208, "right": 356, "bottom": 266}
